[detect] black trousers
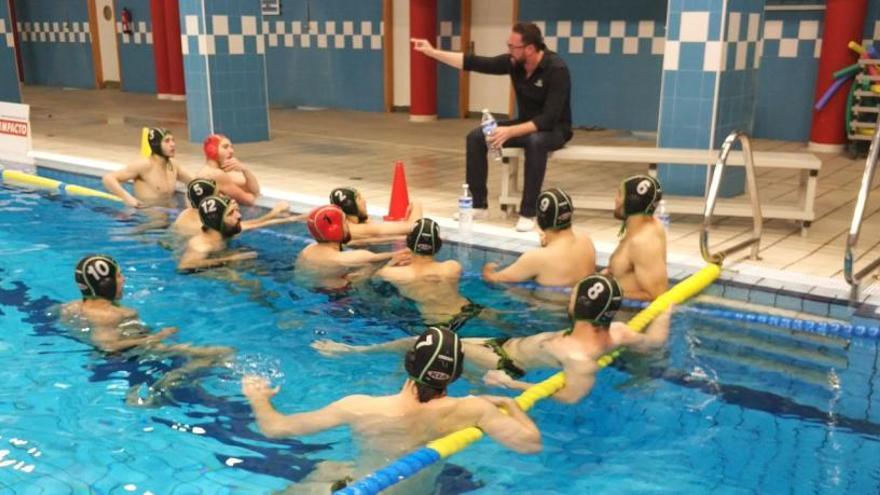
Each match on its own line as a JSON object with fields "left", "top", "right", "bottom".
{"left": 465, "top": 122, "right": 567, "bottom": 217}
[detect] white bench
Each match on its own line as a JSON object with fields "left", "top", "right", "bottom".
{"left": 498, "top": 145, "right": 822, "bottom": 234}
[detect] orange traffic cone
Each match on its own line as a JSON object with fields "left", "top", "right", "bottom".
{"left": 384, "top": 160, "right": 410, "bottom": 221}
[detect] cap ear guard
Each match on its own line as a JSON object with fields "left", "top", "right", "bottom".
{"left": 329, "top": 187, "right": 360, "bottom": 217}
{"left": 622, "top": 175, "right": 662, "bottom": 217}
{"left": 569, "top": 275, "right": 623, "bottom": 331}
{"left": 307, "top": 205, "right": 348, "bottom": 243}
{"left": 147, "top": 127, "right": 170, "bottom": 157}
{"left": 198, "top": 195, "right": 232, "bottom": 232}
{"left": 74, "top": 254, "right": 121, "bottom": 301}
{"left": 187, "top": 178, "right": 217, "bottom": 208}
{"left": 536, "top": 188, "right": 573, "bottom": 231}
{"left": 203, "top": 134, "right": 227, "bottom": 162}
{"left": 406, "top": 218, "right": 442, "bottom": 255}
{"left": 405, "top": 326, "right": 463, "bottom": 389}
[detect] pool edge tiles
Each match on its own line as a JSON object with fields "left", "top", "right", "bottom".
{"left": 18, "top": 151, "right": 880, "bottom": 320}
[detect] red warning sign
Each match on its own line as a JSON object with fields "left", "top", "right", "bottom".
{"left": 0, "top": 119, "right": 28, "bottom": 137}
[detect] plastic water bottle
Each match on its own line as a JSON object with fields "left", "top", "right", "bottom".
{"left": 655, "top": 199, "right": 670, "bottom": 231}
{"left": 480, "top": 109, "right": 503, "bottom": 161}
{"left": 458, "top": 183, "right": 473, "bottom": 232}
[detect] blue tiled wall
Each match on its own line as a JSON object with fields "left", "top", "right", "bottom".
{"left": 179, "top": 0, "right": 269, "bottom": 143}
{"left": 262, "top": 0, "right": 383, "bottom": 112}
{"left": 0, "top": 0, "right": 20, "bottom": 102}
{"left": 116, "top": 0, "right": 156, "bottom": 93}
{"left": 754, "top": 0, "right": 880, "bottom": 141}
{"left": 754, "top": 10, "right": 822, "bottom": 141}
{"left": 437, "top": 0, "right": 460, "bottom": 118}
{"left": 520, "top": 0, "right": 667, "bottom": 132}
{"left": 14, "top": 0, "right": 95, "bottom": 89}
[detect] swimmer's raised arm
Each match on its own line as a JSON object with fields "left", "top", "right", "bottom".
{"left": 311, "top": 336, "right": 415, "bottom": 357}
{"left": 222, "top": 157, "right": 260, "bottom": 196}
{"left": 102, "top": 161, "right": 149, "bottom": 207}
{"left": 242, "top": 376, "right": 358, "bottom": 438}
{"left": 208, "top": 169, "right": 258, "bottom": 206}
{"left": 482, "top": 251, "right": 540, "bottom": 284}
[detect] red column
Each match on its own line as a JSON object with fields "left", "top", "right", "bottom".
{"left": 150, "top": 0, "right": 170, "bottom": 97}
{"left": 809, "top": 0, "right": 868, "bottom": 149}
{"left": 410, "top": 0, "right": 437, "bottom": 121}
{"left": 164, "top": 0, "right": 185, "bottom": 99}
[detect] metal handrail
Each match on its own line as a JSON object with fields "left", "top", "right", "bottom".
{"left": 844, "top": 113, "right": 880, "bottom": 300}
{"left": 700, "top": 131, "right": 763, "bottom": 264}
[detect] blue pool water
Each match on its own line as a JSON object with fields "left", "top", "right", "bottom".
{"left": 1, "top": 176, "right": 879, "bottom": 494}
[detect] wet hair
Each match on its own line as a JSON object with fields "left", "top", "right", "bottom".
{"left": 513, "top": 22, "right": 546, "bottom": 51}
{"left": 415, "top": 382, "right": 446, "bottom": 403}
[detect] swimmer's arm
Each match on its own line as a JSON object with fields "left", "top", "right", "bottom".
{"left": 243, "top": 377, "right": 356, "bottom": 438}
{"left": 178, "top": 244, "right": 256, "bottom": 271}
{"left": 472, "top": 396, "right": 542, "bottom": 454}
{"left": 482, "top": 252, "right": 539, "bottom": 284}
{"left": 223, "top": 158, "right": 261, "bottom": 196}
{"left": 611, "top": 308, "right": 672, "bottom": 351}
{"left": 214, "top": 172, "right": 258, "bottom": 206}
{"left": 629, "top": 235, "right": 669, "bottom": 301}
{"left": 92, "top": 326, "right": 177, "bottom": 353}
{"left": 338, "top": 248, "right": 407, "bottom": 267}
{"left": 347, "top": 235, "right": 406, "bottom": 247}
{"left": 242, "top": 214, "right": 307, "bottom": 232}
{"left": 349, "top": 221, "right": 413, "bottom": 238}
{"left": 102, "top": 161, "right": 148, "bottom": 207}
{"left": 552, "top": 363, "right": 597, "bottom": 404}
{"left": 176, "top": 165, "right": 196, "bottom": 185}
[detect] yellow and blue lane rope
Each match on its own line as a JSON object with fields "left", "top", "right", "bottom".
{"left": 0, "top": 167, "right": 122, "bottom": 203}
{"left": 335, "top": 263, "right": 722, "bottom": 494}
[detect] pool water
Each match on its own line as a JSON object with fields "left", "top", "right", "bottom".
{"left": 0, "top": 177, "right": 879, "bottom": 494}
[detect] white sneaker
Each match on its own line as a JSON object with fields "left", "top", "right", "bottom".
{"left": 515, "top": 216, "right": 535, "bottom": 232}
{"left": 454, "top": 208, "right": 489, "bottom": 221}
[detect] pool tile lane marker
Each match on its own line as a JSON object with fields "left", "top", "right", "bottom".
{"left": 335, "top": 264, "right": 722, "bottom": 494}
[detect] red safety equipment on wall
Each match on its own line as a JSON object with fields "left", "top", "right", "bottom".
{"left": 121, "top": 8, "right": 133, "bottom": 35}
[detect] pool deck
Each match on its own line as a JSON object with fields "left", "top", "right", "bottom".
{"left": 7, "top": 86, "right": 880, "bottom": 312}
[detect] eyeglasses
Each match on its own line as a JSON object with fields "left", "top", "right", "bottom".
{"left": 507, "top": 44, "right": 526, "bottom": 51}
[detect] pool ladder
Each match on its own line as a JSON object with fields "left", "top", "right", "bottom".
{"left": 845, "top": 113, "right": 880, "bottom": 301}
{"left": 700, "top": 131, "right": 763, "bottom": 264}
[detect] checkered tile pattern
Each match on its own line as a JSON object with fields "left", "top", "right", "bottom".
{"left": 182, "top": 15, "right": 265, "bottom": 55}
{"left": 261, "top": 19, "right": 383, "bottom": 50}
{"left": 762, "top": 18, "right": 821, "bottom": 59}
{"left": 0, "top": 20, "right": 14, "bottom": 48}
{"left": 16, "top": 21, "right": 90, "bottom": 44}
{"left": 724, "top": 12, "right": 762, "bottom": 70}
{"left": 533, "top": 20, "right": 665, "bottom": 56}
{"left": 116, "top": 21, "right": 153, "bottom": 45}
{"left": 436, "top": 21, "right": 460, "bottom": 51}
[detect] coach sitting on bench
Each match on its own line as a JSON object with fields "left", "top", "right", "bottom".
{"left": 412, "top": 22, "right": 573, "bottom": 232}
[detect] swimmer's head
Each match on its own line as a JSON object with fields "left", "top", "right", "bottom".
{"left": 75, "top": 254, "right": 123, "bottom": 301}
{"left": 567, "top": 274, "right": 622, "bottom": 332}
{"left": 307, "top": 205, "right": 351, "bottom": 244}
{"left": 536, "top": 188, "right": 574, "bottom": 231}
{"left": 615, "top": 175, "right": 662, "bottom": 220}
{"left": 405, "top": 326, "right": 463, "bottom": 402}
{"left": 329, "top": 187, "right": 368, "bottom": 223}
{"left": 147, "top": 127, "right": 175, "bottom": 158}
{"left": 406, "top": 218, "right": 442, "bottom": 256}
{"left": 186, "top": 178, "right": 217, "bottom": 208}
{"left": 203, "top": 134, "right": 232, "bottom": 163}
{"left": 198, "top": 195, "right": 242, "bottom": 238}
